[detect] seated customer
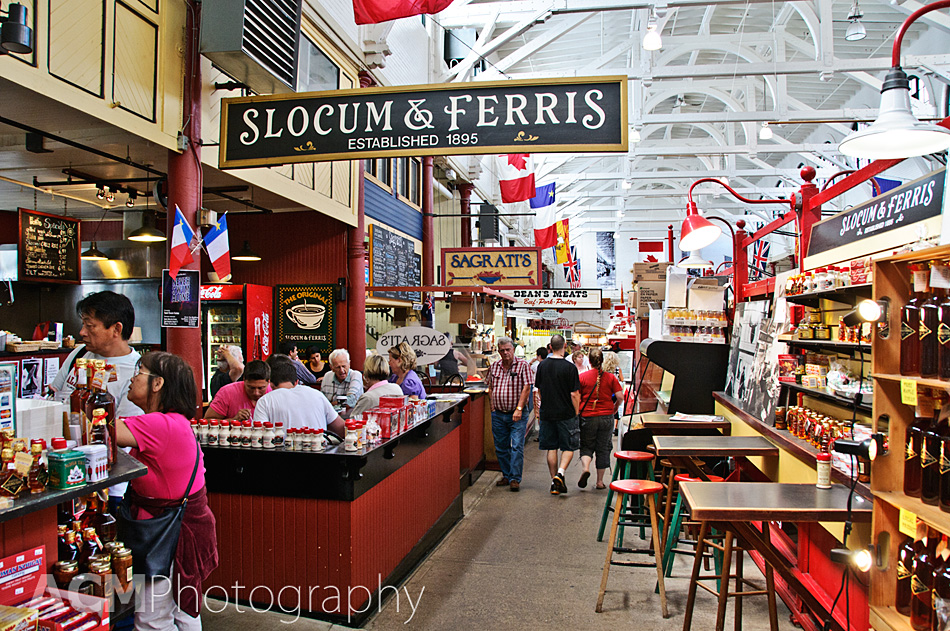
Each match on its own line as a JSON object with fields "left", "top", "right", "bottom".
{"left": 388, "top": 341, "right": 426, "bottom": 399}
{"left": 350, "top": 354, "right": 404, "bottom": 418}
{"left": 320, "top": 349, "right": 364, "bottom": 418}
{"left": 280, "top": 341, "right": 317, "bottom": 385}
{"left": 204, "top": 360, "right": 271, "bottom": 421}
{"left": 254, "top": 355, "right": 345, "bottom": 435}
{"left": 306, "top": 347, "right": 331, "bottom": 381}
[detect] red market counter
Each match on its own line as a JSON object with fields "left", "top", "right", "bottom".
{"left": 201, "top": 395, "right": 467, "bottom": 626}
{"left": 428, "top": 386, "right": 486, "bottom": 488}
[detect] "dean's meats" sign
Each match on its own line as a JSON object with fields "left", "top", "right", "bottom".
{"left": 511, "top": 288, "right": 602, "bottom": 309}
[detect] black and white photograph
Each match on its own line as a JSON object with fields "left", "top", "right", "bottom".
{"left": 596, "top": 231, "right": 616, "bottom": 289}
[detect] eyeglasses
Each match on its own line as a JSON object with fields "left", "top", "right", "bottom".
{"left": 131, "top": 368, "right": 154, "bottom": 380}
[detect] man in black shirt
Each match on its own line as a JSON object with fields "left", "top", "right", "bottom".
{"left": 535, "top": 334, "right": 581, "bottom": 495}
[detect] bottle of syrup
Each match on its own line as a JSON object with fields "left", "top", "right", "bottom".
{"left": 934, "top": 539, "right": 950, "bottom": 630}
{"left": 898, "top": 536, "right": 915, "bottom": 615}
{"left": 907, "top": 413, "right": 932, "bottom": 498}
{"left": 912, "top": 526, "right": 937, "bottom": 630}
{"left": 85, "top": 491, "right": 116, "bottom": 543}
{"left": 26, "top": 443, "right": 47, "bottom": 494}
{"left": 84, "top": 362, "right": 115, "bottom": 467}
{"left": 939, "top": 271, "right": 950, "bottom": 380}
{"left": 77, "top": 527, "right": 102, "bottom": 571}
{"left": 904, "top": 266, "right": 926, "bottom": 375}
{"left": 922, "top": 408, "right": 946, "bottom": 505}
{"left": 921, "top": 263, "right": 939, "bottom": 377}
{"left": 69, "top": 358, "right": 90, "bottom": 441}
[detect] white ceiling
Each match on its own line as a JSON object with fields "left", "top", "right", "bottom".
{"left": 438, "top": 0, "right": 950, "bottom": 241}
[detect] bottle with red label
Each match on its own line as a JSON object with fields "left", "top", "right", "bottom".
{"left": 84, "top": 362, "right": 116, "bottom": 467}
{"left": 69, "top": 358, "right": 90, "bottom": 443}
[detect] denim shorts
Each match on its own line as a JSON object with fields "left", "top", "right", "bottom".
{"left": 539, "top": 416, "right": 581, "bottom": 452}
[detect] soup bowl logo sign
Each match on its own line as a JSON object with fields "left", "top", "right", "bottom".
{"left": 276, "top": 285, "right": 335, "bottom": 351}
{"left": 377, "top": 327, "right": 451, "bottom": 365}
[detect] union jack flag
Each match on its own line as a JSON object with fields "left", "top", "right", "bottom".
{"left": 563, "top": 245, "right": 581, "bottom": 288}
{"left": 751, "top": 239, "right": 770, "bottom": 279}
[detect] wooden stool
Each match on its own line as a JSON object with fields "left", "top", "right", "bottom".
{"left": 662, "top": 473, "right": 724, "bottom": 577}
{"left": 596, "top": 478, "right": 669, "bottom": 618}
{"left": 597, "top": 451, "right": 656, "bottom": 542}
{"left": 682, "top": 521, "right": 778, "bottom": 631}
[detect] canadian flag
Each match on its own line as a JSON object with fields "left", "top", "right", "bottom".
{"left": 498, "top": 154, "right": 535, "bottom": 203}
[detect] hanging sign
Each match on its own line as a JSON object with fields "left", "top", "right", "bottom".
{"left": 539, "top": 309, "right": 560, "bottom": 320}
{"left": 219, "top": 76, "right": 627, "bottom": 167}
{"left": 18, "top": 209, "right": 80, "bottom": 284}
{"left": 510, "top": 288, "right": 602, "bottom": 309}
{"left": 275, "top": 285, "right": 336, "bottom": 351}
{"left": 805, "top": 168, "right": 945, "bottom": 269}
{"left": 441, "top": 247, "right": 541, "bottom": 289}
{"left": 376, "top": 326, "right": 451, "bottom": 365}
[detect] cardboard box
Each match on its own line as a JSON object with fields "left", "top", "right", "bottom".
{"left": 632, "top": 262, "right": 671, "bottom": 282}
{"left": 633, "top": 282, "right": 666, "bottom": 317}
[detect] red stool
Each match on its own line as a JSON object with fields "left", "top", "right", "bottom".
{"left": 596, "top": 479, "right": 669, "bottom": 618}
{"left": 597, "top": 451, "right": 655, "bottom": 542}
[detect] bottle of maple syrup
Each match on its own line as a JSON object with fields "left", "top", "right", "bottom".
{"left": 911, "top": 526, "right": 937, "bottom": 630}
{"left": 0, "top": 448, "right": 24, "bottom": 498}
{"left": 897, "top": 536, "right": 915, "bottom": 615}
{"left": 921, "top": 264, "right": 940, "bottom": 378}
{"left": 903, "top": 266, "right": 927, "bottom": 375}
{"left": 84, "top": 362, "right": 116, "bottom": 467}
{"left": 26, "top": 443, "right": 47, "bottom": 494}
{"left": 69, "top": 358, "right": 90, "bottom": 442}
{"left": 922, "top": 405, "right": 947, "bottom": 506}
{"left": 907, "top": 413, "right": 932, "bottom": 498}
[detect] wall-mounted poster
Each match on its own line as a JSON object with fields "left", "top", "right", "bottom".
{"left": 162, "top": 269, "right": 201, "bottom": 328}
{"left": 275, "top": 285, "right": 336, "bottom": 352}
{"left": 0, "top": 362, "right": 16, "bottom": 431}
{"left": 596, "top": 232, "right": 616, "bottom": 289}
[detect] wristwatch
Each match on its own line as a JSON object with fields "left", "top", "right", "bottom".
{"left": 516, "top": 406, "right": 523, "bottom": 411}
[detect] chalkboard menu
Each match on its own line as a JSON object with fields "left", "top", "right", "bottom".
{"left": 18, "top": 208, "right": 81, "bottom": 284}
{"left": 369, "top": 224, "right": 421, "bottom": 302}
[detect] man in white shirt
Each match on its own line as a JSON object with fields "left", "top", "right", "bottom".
{"left": 320, "top": 349, "right": 363, "bottom": 418}
{"left": 50, "top": 291, "right": 143, "bottom": 418}
{"left": 254, "top": 356, "right": 345, "bottom": 435}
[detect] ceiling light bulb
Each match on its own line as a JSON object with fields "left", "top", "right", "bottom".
{"left": 643, "top": 24, "right": 662, "bottom": 51}
{"left": 630, "top": 128, "right": 642, "bottom": 142}
{"left": 621, "top": 180, "right": 632, "bottom": 190}
{"left": 759, "top": 123, "right": 773, "bottom": 140}
{"left": 106, "top": 191, "right": 115, "bottom": 203}
{"left": 126, "top": 195, "right": 135, "bottom": 208}
{"left": 96, "top": 187, "right": 105, "bottom": 200}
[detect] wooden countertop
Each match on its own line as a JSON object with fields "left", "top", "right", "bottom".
{"left": 679, "top": 481, "right": 873, "bottom": 522}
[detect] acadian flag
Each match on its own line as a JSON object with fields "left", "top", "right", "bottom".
{"left": 205, "top": 214, "right": 231, "bottom": 282}
{"left": 169, "top": 206, "right": 196, "bottom": 280}
{"left": 554, "top": 219, "right": 570, "bottom": 264}
{"left": 498, "top": 154, "right": 535, "bottom": 203}
{"left": 530, "top": 183, "right": 555, "bottom": 208}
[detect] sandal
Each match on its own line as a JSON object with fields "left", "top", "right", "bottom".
{"left": 595, "top": 483, "right": 607, "bottom": 490}
{"left": 578, "top": 471, "right": 590, "bottom": 488}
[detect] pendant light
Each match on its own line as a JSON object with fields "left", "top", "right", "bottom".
{"left": 642, "top": 12, "right": 662, "bottom": 51}
{"left": 677, "top": 253, "right": 713, "bottom": 269}
{"left": 128, "top": 209, "right": 166, "bottom": 242}
{"left": 838, "top": 0, "right": 950, "bottom": 159}
{"left": 232, "top": 240, "right": 262, "bottom": 261}
{"left": 844, "top": 0, "right": 867, "bottom": 41}
{"left": 80, "top": 241, "right": 108, "bottom": 261}
{"left": 0, "top": 3, "right": 33, "bottom": 55}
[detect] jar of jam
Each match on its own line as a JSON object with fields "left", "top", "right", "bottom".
{"left": 111, "top": 546, "right": 133, "bottom": 592}
{"left": 53, "top": 559, "right": 79, "bottom": 589}
{"left": 814, "top": 322, "right": 831, "bottom": 340}
{"left": 88, "top": 559, "right": 113, "bottom": 600}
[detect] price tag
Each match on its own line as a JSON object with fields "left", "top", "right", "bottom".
{"left": 902, "top": 379, "right": 918, "bottom": 406}
{"left": 899, "top": 508, "right": 919, "bottom": 538}
{"left": 13, "top": 452, "right": 32, "bottom": 476}
{"left": 932, "top": 264, "right": 950, "bottom": 289}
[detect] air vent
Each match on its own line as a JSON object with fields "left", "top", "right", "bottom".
{"left": 201, "top": 0, "right": 302, "bottom": 94}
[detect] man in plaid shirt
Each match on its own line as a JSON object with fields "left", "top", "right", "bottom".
{"left": 487, "top": 337, "right": 533, "bottom": 492}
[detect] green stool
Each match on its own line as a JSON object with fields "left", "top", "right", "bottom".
{"left": 662, "top": 473, "right": 724, "bottom": 578}
{"left": 597, "top": 450, "right": 656, "bottom": 543}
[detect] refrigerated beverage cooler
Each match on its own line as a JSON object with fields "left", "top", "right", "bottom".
{"left": 199, "top": 284, "right": 273, "bottom": 401}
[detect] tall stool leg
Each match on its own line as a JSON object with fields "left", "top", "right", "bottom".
{"left": 596, "top": 492, "right": 624, "bottom": 612}
{"left": 648, "top": 493, "right": 670, "bottom": 618}
{"left": 683, "top": 521, "right": 709, "bottom": 631}
{"left": 597, "top": 463, "right": 621, "bottom": 541}
{"left": 763, "top": 523, "right": 779, "bottom": 631}
{"left": 663, "top": 491, "right": 685, "bottom": 577}
{"left": 661, "top": 473, "right": 676, "bottom": 551}
{"left": 734, "top": 548, "right": 744, "bottom": 631}
{"left": 715, "top": 531, "right": 735, "bottom": 631}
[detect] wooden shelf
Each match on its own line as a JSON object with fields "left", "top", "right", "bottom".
{"left": 872, "top": 490, "right": 950, "bottom": 535}
{"left": 873, "top": 373, "right": 950, "bottom": 389}
{"left": 784, "top": 339, "right": 871, "bottom": 353}
{"left": 785, "top": 283, "right": 873, "bottom": 308}
{"left": 869, "top": 605, "right": 912, "bottom": 631}
{"left": 782, "top": 381, "right": 872, "bottom": 413}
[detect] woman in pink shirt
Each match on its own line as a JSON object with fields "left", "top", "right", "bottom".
{"left": 116, "top": 352, "right": 218, "bottom": 630}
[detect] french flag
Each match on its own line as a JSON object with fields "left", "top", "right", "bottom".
{"left": 169, "top": 206, "right": 196, "bottom": 280}
{"left": 205, "top": 214, "right": 231, "bottom": 282}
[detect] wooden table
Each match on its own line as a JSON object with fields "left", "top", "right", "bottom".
{"left": 629, "top": 412, "right": 732, "bottom": 435}
{"left": 679, "top": 482, "right": 871, "bottom": 631}
{"left": 652, "top": 435, "right": 779, "bottom": 480}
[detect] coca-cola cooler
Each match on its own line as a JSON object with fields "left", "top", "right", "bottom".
{"left": 199, "top": 284, "right": 273, "bottom": 401}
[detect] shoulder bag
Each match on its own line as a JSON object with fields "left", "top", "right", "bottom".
{"left": 117, "top": 434, "right": 200, "bottom": 578}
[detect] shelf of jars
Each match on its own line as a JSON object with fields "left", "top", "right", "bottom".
{"left": 785, "top": 339, "right": 871, "bottom": 353}
{"left": 786, "top": 282, "right": 873, "bottom": 308}
{"left": 782, "top": 381, "right": 872, "bottom": 414}
{"left": 868, "top": 244, "right": 950, "bottom": 631}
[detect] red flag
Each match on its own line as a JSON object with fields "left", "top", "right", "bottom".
{"left": 498, "top": 154, "right": 535, "bottom": 203}
{"left": 353, "top": 0, "right": 454, "bottom": 24}
{"left": 638, "top": 241, "right": 665, "bottom": 253}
